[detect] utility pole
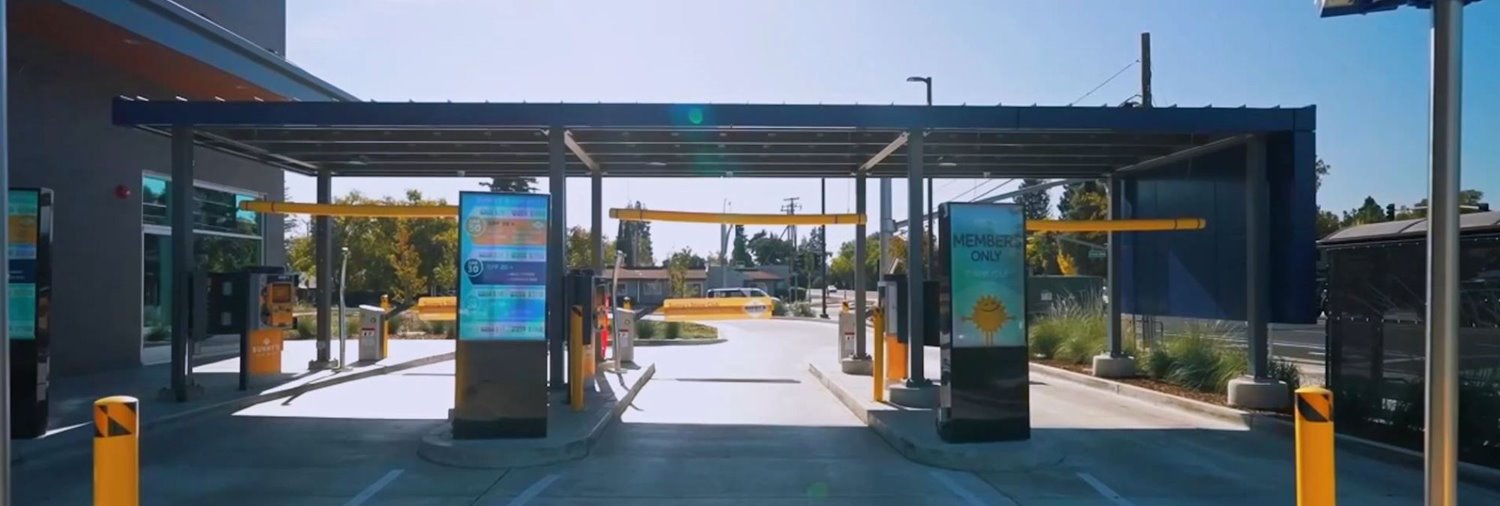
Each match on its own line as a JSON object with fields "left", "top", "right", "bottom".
{"left": 1140, "top": 32, "right": 1153, "bottom": 108}
{"left": 781, "top": 197, "right": 802, "bottom": 299}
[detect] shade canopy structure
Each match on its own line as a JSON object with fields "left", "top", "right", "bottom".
{"left": 112, "top": 99, "right": 1313, "bottom": 180}
{"left": 114, "top": 97, "right": 1318, "bottom": 397}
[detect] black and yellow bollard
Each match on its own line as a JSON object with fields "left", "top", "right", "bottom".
{"left": 1295, "top": 386, "right": 1335, "bottom": 506}
{"left": 569, "top": 306, "right": 585, "bottom": 411}
{"left": 94, "top": 395, "right": 139, "bottom": 506}
{"left": 871, "top": 307, "right": 885, "bottom": 402}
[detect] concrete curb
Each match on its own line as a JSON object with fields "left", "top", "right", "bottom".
{"left": 13, "top": 350, "right": 456, "bottom": 467}
{"left": 1028, "top": 362, "right": 1259, "bottom": 428}
{"left": 808, "top": 362, "right": 1060, "bottom": 472}
{"left": 417, "top": 363, "right": 656, "bottom": 469}
{"left": 1028, "top": 362, "right": 1500, "bottom": 490}
{"left": 633, "top": 338, "right": 728, "bottom": 347}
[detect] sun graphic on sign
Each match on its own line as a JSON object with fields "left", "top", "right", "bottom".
{"left": 962, "top": 295, "right": 1011, "bottom": 346}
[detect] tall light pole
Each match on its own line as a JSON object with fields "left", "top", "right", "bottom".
{"left": 820, "top": 178, "right": 829, "bottom": 318}
{"left": 1318, "top": 1, "right": 1480, "bottom": 504}
{"left": 906, "top": 76, "right": 933, "bottom": 277}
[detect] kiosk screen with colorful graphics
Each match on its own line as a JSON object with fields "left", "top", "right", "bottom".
{"left": 457, "top": 192, "right": 549, "bottom": 341}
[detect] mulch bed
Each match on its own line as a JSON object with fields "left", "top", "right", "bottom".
{"left": 1035, "top": 358, "right": 1289, "bottom": 414}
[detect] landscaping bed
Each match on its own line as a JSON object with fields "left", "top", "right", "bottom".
{"left": 1028, "top": 297, "right": 1300, "bottom": 414}
{"left": 634, "top": 320, "right": 720, "bottom": 341}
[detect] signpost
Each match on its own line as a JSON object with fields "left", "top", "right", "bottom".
{"left": 452, "top": 191, "right": 550, "bottom": 439}
{"left": 937, "top": 202, "right": 1029, "bottom": 442}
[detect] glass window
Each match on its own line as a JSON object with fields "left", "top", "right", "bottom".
{"left": 142, "top": 232, "right": 263, "bottom": 340}
{"left": 141, "top": 176, "right": 262, "bottom": 236}
{"left": 142, "top": 176, "right": 169, "bottom": 226}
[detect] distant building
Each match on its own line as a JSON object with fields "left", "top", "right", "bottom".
{"left": 611, "top": 266, "right": 789, "bottom": 306}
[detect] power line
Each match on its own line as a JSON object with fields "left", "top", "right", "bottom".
{"left": 1068, "top": 59, "right": 1139, "bottom": 106}
{"left": 950, "top": 178, "right": 1005, "bottom": 201}
{"left": 973, "top": 178, "right": 1019, "bottom": 201}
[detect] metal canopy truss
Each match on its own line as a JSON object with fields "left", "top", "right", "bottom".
{"left": 112, "top": 99, "right": 1314, "bottom": 179}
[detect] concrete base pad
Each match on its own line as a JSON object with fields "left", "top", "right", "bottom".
{"left": 809, "top": 361, "right": 1063, "bottom": 472}
{"left": 888, "top": 382, "right": 937, "bottom": 409}
{"left": 839, "top": 357, "right": 872, "bottom": 375}
{"left": 1227, "top": 376, "right": 1290, "bottom": 410}
{"left": 419, "top": 363, "right": 655, "bottom": 468}
{"left": 1091, "top": 354, "right": 1137, "bottom": 378}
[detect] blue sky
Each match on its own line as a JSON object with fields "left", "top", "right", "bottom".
{"left": 283, "top": 0, "right": 1498, "bottom": 258}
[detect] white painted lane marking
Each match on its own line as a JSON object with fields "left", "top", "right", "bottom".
{"left": 1077, "top": 472, "right": 1135, "bottom": 506}
{"left": 505, "top": 473, "right": 562, "bottom": 506}
{"left": 344, "top": 469, "right": 404, "bottom": 506}
{"left": 928, "top": 470, "right": 992, "bottom": 506}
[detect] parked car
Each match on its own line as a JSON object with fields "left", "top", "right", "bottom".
{"left": 707, "top": 287, "right": 777, "bottom": 301}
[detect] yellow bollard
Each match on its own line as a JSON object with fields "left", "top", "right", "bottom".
{"left": 94, "top": 396, "right": 139, "bottom": 506}
{"left": 380, "top": 294, "right": 391, "bottom": 357}
{"left": 569, "top": 306, "right": 585, "bottom": 411}
{"left": 885, "top": 334, "right": 907, "bottom": 382}
{"left": 1295, "top": 386, "right": 1336, "bottom": 506}
{"left": 872, "top": 307, "right": 885, "bottom": 403}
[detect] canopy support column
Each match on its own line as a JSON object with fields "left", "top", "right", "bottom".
{"left": 312, "top": 167, "right": 334, "bottom": 370}
{"left": 548, "top": 127, "right": 567, "bottom": 390}
{"left": 1107, "top": 174, "right": 1124, "bottom": 358}
{"left": 905, "top": 129, "right": 928, "bottom": 387}
{"left": 169, "top": 125, "right": 196, "bottom": 400}
{"left": 591, "top": 171, "right": 603, "bottom": 272}
{"left": 854, "top": 172, "right": 868, "bottom": 358}
{"left": 1246, "top": 136, "right": 1269, "bottom": 379}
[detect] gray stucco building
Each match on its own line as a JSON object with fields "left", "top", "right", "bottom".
{"left": 10, "top": 0, "right": 350, "bottom": 376}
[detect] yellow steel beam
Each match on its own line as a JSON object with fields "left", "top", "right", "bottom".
{"left": 610, "top": 208, "right": 866, "bottom": 226}
{"left": 242, "top": 200, "right": 1203, "bottom": 233}
{"left": 241, "top": 201, "right": 457, "bottom": 218}
{"left": 1027, "top": 218, "right": 1206, "bottom": 232}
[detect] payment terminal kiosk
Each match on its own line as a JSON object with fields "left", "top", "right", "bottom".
{"left": 207, "top": 266, "right": 298, "bottom": 390}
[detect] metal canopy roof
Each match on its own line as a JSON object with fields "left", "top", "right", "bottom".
{"left": 1320, "top": 211, "right": 1500, "bottom": 246}
{"left": 112, "top": 99, "right": 1315, "bottom": 179}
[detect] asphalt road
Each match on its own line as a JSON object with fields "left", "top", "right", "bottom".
{"left": 14, "top": 319, "right": 1497, "bottom": 504}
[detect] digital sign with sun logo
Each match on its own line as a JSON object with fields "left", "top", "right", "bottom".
{"left": 944, "top": 203, "right": 1026, "bottom": 348}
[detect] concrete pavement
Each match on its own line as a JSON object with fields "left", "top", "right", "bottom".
{"left": 14, "top": 319, "right": 1500, "bottom": 504}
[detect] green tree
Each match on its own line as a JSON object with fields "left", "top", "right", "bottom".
{"left": 794, "top": 227, "right": 828, "bottom": 287}
{"left": 565, "top": 226, "right": 616, "bottom": 270}
{"left": 480, "top": 177, "right": 537, "bottom": 193}
{"left": 617, "top": 201, "right": 655, "bottom": 267}
{"left": 283, "top": 189, "right": 461, "bottom": 300}
{"left": 1026, "top": 233, "right": 1060, "bottom": 275}
{"left": 389, "top": 219, "right": 428, "bottom": 301}
{"left": 748, "top": 230, "right": 795, "bottom": 266}
{"left": 664, "top": 247, "right": 707, "bottom": 270}
{"left": 1315, "top": 210, "right": 1341, "bottom": 239}
{"left": 1399, "top": 189, "right": 1487, "bottom": 220}
{"left": 665, "top": 247, "right": 700, "bottom": 297}
{"left": 828, "top": 234, "right": 888, "bottom": 289}
{"left": 1015, "top": 179, "right": 1052, "bottom": 220}
{"left": 731, "top": 224, "right": 753, "bottom": 266}
{"left": 1339, "top": 196, "right": 1386, "bottom": 228}
{"left": 1056, "top": 181, "right": 1107, "bottom": 276}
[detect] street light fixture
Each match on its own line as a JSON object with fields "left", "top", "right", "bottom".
{"left": 1319, "top": 1, "right": 1483, "bottom": 504}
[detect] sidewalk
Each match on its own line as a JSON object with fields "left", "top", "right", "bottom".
{"left": 13, "top": 339, "right": 453, "bottom": 465}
